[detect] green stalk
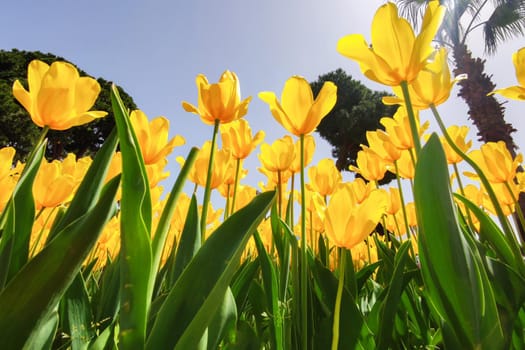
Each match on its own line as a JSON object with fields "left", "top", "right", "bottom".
{"left": 504, "top": 181, "right": 525, "bottom": 237}
{"left": 453, "top": 162, "right": 476, "bottom": 229}
{"left": 400, "top": 81, "right": 421, "bottom": 155}
{"left": 230, "top": 158, "right": 242, "bottom": 215}
{"left": 20, "top": 126, "right": 49, "bottom": 177}
{"left": 394, "top": 161, "right": 412, "bottom": 241}
{"left": 429, "top": 104, "right": 517, "bottom": 244}
{"left": 331, "top": 247, "right": 345, "bottom": 350}
{"left": 299, "top": 134, "right": 308, "bottom": 350}
{"left": 200, "top": 119, "right": 220, "bottom": 238}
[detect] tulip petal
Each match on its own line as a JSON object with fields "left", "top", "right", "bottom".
{"left": 514, "top": 48, "right": 525, "bottom": 87}
{"left": 74, "top": 76, "right": 101, "bottom": 112}
{"left": 12, "top": 80, "right": 33, "bottom": 119}
{"left": 281, "top": 77, "right": 313, "bottom": 127}
{"left": 306, "top": 81, "right": 337, "bottom": 134}
{"left": 372, "top": 3, "right": 414, "bottom": 75}
{"left": 490, "top": 86, "right": 525, "bottom": 101}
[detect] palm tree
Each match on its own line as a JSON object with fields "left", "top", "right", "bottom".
{"left": 396, "top": 0, "right": 525, "bottom": 239}
{"left": 396, "top": 0, "right": 525, "bottom": 153}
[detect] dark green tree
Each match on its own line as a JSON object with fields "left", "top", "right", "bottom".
{"left": 0, "top": 49, "right": 137, "bottom": 162}
{"left": 310, "top": 68, "right": 398, "bottom": 184}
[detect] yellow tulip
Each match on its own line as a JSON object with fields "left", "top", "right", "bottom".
{"left": 490, "top": 47, "right": 525, "bottom": 100}
{"left": 349, "top": 147, "right": 388, "bottom": 182}
{"left": 393, "top": 149, "right": 416, "bottom": 180}
{"left": 383, "top": 47, "right": 460, "bottom": 109}
{"left": 61, "top": 153, "right": 92, "bottom": 187}
{"left": 439, "top": 125, "right": 472, "bottom": 164}
{"left": 345, "top": 178, "right": 374, "bottom": 204}
{"left": 130, "top": 110, "right": 185, "bottom": 165}
{"left": 386, "top": 187, "right": 401, "bottom": 216}
{"left": 324, "top": 186, "right": 388, "bottom": 249}
{"left": 0, "top": 147, "right": 18, "bottom": 211}
{"left": 465, "top": 141, "right": 523, "bottom": 184}
{"left": 220, "top": 119, "right": 265, "bottom": 160}
{"left": 182, "top": 70, "right": 252, "bottom": 125}
{"left": 146, "top": 159, "right": 170, "bottom": 188}
{"left": 13, "top": 60, "right": 106, "bottom": 130}
{"left": 366, "top": 130, "right": 402, "bottom": 164}
{"left": 258, "top": 136, "right": 295, "bottom": 172}
{"left": 33, "top": 158, "right": 76, "bottom": 209}
{"left": 380, "top": 106, "right": 429, "bottom": 150}
{"left": 307, "top": 158, "right": 342, "bottom": 196}
{"left": 258, "top": 76, "right": 337, "bottom": 136}
{"left": 337, "top": 1, "right": 445, "bottom": 86}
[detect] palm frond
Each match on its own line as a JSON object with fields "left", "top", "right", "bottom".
{"left": 484, "top": 0, "right": 525, "bottom": 54}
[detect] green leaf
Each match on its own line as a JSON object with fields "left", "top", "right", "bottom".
{"left": 111, "top": 84, "right": 153, "bottom": 348}
{"left": 310, "top": 253, "right": 368, "bottom": 350}
{"left": 168, "top": 195, "right": 201, "bottom": 287}
{"left": 454, "top": 193, "right": 524, "bottom": 274}
{"left": 63, "top": 273, "right": 95, "bottom": 350}
{"left": 0, "top": 175, "right": 119, "bottom": 349}
{"left": 254, "top": 230, "right": 284, "bottom": 350}
{"left": 414, "top": 133, "right": 505, "bottom": 349}
{"left": 151, "top": 147, "right": 198, "bottom": 282}
{"left": 207, "top": 288, "right": 237, "bottom": 350}
{"left": 0, "top": 139, "right": 45, "bottom": 287}
{"left": 146, "top": 191, "right": 275, "bottom": 350}
{"left": 375, "top": 241, "right": 411, "bottom": 350}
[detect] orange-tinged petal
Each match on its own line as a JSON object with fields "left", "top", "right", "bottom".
{"left": 74, "top": 76, "right": 102, "bottom": 112}
{"left": 307, "top": 81, "right": 337, "bottom": 133}
{"left": 12, "top": 80, "right": 32, "bottom": 117}
{"left": 490, "top": 86, "right": 525, "bottom": 101}
{"left": 27, "top": 60, "right": 49, "bottom": 95}
{"left": 514, "top": 47, "right": 525, "bottom": 87}
{"left": 372, "top": 3, "right": 415, "bottom": 76}
{"left": 281, "top": 76, "right": 313, "bottom": 130}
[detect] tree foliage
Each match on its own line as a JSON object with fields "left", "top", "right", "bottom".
{"left": 0, "top": 49, "right": 137, "bottom": 161}
{"left": 310, "top": 69, "right": 397, "bottom": 183}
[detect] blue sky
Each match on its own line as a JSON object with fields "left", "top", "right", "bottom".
{"left": 2, "top": 0, "right": 524, "bottom": 194}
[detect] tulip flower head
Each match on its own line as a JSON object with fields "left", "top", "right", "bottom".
{"left": 130, "top": 110, "right": 185, "bottom": 165}
{"left": 307, "top": 158, "right": 342, "bottom": 196}
{"left": 258, "top": 136, "right": 295, "bottom": 173}
{"left": 13, "top": 60, "right": 107, "bottom": 130}
{"left": 182, "top": 70, "right": 252, "bottom": 125}
{"left": 324, "top": 186, "right": 388, "bottom": 249}
{"left": 33, "top": 158, "right": 76, "bottom": 209}
{"left": 383, "top": 47, "right": 461, "bottom": 109}
{"left": 380, "top": 106, "right": 429, "bottom": 151}
{"left": 220, "top": 119, "right": 265, "bottom": 160}
{"left": 259, "top": 76, "right": 337, "bottom": 136}
{"left": 337, "top": 1, "right": 445, "bottom": 86}
{"left": 465, "top": 141, "right": 523, "bottom": 184}
{"left": 490, "top": 47, "right": 525, "bottom": 100}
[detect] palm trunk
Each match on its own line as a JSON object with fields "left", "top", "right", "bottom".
{"left": 453, "top": 43, "right": 525, "bottom": 243}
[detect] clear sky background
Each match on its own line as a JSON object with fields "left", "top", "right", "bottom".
{"left": 2, "top": 0, "right": 524, "bottom": 193}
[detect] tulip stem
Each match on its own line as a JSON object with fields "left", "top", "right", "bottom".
{"left": 230, "top": 158, "right": 242, "bottom": 215}
{"left": 429, "top": 104, "right": 520, "bottom": 252}
{"left": 201, "top": 120, "right": 220, "bottom": 238}
{"left": 504, "top": 181, "right": 525, "bottom": 241}
{"left": 299, "top": 134, "right": 308, "bottom": 350}
{"left": 394, "top": 161, "right": 412, "bottom": 241}
{"left": 400, "top": 81, "right": 421, "bottom": 155}
{"left": 331, "top": 247, "right": 345, "bottom": 350}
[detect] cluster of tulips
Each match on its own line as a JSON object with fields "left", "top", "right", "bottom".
{"left": 2, "top": 0, "right": 525, "bottom": 349}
